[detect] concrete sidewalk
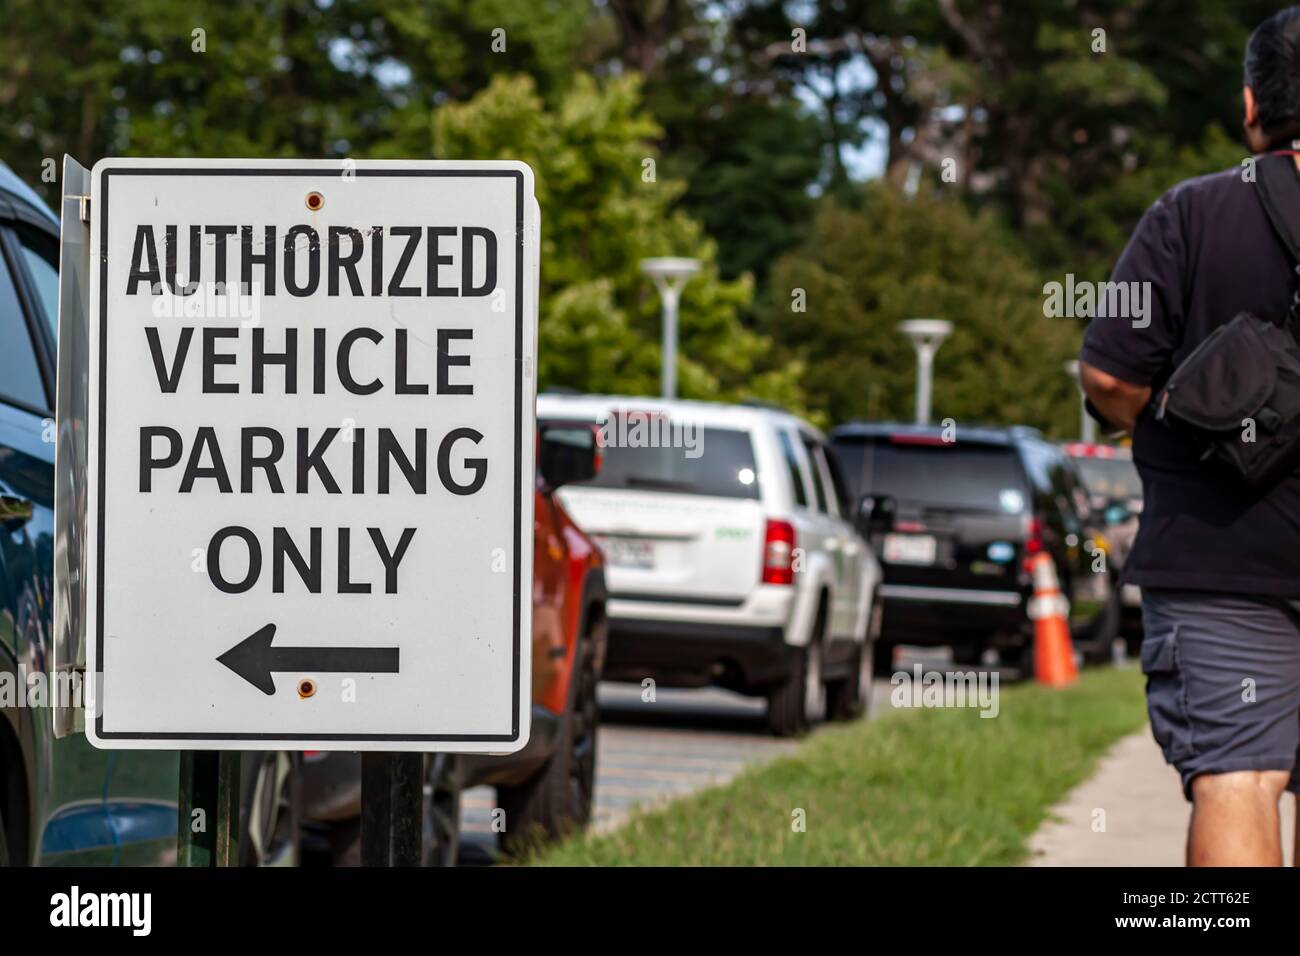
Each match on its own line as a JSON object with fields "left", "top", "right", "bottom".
{"left": 1028, "top": 726, "right": 1297, "bottom": 866}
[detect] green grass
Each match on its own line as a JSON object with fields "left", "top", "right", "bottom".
{"left": 533, "top": 666, "right": 1146, "bottom": 866}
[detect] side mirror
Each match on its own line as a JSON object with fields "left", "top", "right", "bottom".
{"left": 856, "top": 494, "right": 896, "bottom": 537}
{"left": 538, "top": 425, "right": 600, "bottom": 492}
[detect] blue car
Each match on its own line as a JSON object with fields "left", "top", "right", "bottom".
{"left": 0, "top": 163, "right": 298, "bottom": 865}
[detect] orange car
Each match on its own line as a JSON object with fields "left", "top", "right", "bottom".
{"left": 300, "top": 422, "right": 607, "bottom": 864}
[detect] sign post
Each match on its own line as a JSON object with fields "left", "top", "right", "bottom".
{"left": 177, "top": 752, "right": 240, "bottom": 866}
{"left": 75, "top": 158, "right": 539, "bottom": 865}
{"left": 360, "top": 753, "right": 424, "bottom": 866}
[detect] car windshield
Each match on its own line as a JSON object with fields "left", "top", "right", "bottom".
{"left": 1072, "top": 456, "right": 1142, "bottom": 504}
{"left": 579, "top": 420, "right": 760, "bottom": 500}
{"left": 835, "top": 438, "right": 1028, "bottom": 513}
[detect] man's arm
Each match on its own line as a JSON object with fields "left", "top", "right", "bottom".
{"left": 1079, "top": 361, "right": 1151, "bottom": 435}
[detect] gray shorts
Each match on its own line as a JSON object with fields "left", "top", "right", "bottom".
{"left": 1142, "top": 588, "right": 1300, "bottom": 801}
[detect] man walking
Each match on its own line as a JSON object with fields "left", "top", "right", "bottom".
{"left": 1080, "top": 7, "right": 1300, "bottom": 866}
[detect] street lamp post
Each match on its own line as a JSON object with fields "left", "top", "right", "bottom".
{"left": 898, "top": 319, "right": 953, "bottom": 425}
{"left": 641, "top": 257, "right": 700, "bottom": 399}
{"left": 1064, "top": 360, "right": 1096, "bottom": 443}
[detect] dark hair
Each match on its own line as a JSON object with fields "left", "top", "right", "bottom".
{"left": 1245, "top": 7, "right": 1300, "bottom": 144}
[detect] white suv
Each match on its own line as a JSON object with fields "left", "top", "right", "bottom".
{"left": 536, "top": 394, "right": 882, "bottom": 735}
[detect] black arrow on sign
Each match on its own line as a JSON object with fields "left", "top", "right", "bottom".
{"left": 217, "top": 623, "right": 400, "bottom": 696}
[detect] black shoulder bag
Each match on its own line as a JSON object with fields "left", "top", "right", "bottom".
{"left": 1153, "top": 153, "right": 1300, "bottom": 489}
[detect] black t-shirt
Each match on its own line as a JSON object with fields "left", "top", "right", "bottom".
{"left": 1080, "top": 161, "right": 1300, "bottom": 595}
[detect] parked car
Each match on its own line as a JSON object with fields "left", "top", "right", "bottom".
{"left": 0, "top": 163, "right": 299, "bottom": 866}
{"left": 1063, "top": 441, "right": 1143, "bottom": 649}
{"left": 536, "top": 394, "right": 882, "bottom": 736}
{"left": 829, "top": 423, "right": 1118, "bottom": 673}
{"left": 300, "top": 421, "right": 608, "bottom": 864}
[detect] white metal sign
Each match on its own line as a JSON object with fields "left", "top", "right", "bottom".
{"left": 84, "top": 158, "right": 538, "bottom": 751}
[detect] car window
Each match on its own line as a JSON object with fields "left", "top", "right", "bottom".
{"left": 582, "top": 422, "right": 760, "bottom": 500}
{"left": 1018, "top": 440, "right": 1054, "bottom": 495}
{"left": 823, "top": 445, "right": 853, "bottom": 517}
{"left": 0, "top": 247, "right": 47, "bottom": 410}
{"left": 777, "top": 428, "right": 809, "bottom": 507}
{"left": 16, "top": 226, "right": 59, "bottom": 335}
{"left": 1044, "top": 455, "right": 1082, "bottom": 533}
{"left": 1061, "top": 463, "right": 1094, "bottom": 522}
{"left": 1072, "top": 455, "right": 1142, "bottom": 504}
{"left": 842, "top": 437, "right": 1028, "bottom": 514}
{"left": 800, "top": 437, "right": 830, "bottom": 513}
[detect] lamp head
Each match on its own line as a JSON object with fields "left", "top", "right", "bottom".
{"left": 898, "top": 318, "right": 953, "bottom": 350}
{"left": 640, "top": 257, "right": 701, "bottom": 282}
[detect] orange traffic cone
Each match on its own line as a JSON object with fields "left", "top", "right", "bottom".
{"left": 1027, "top": 552, "right": 1078, "bottom": 687}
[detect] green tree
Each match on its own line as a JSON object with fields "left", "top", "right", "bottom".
{"left": 432, "top": 73, "right": 804, "bottom": 405}
{"left": 0, "top": 0, "right": 605, "bottom": 197}
{"left": 765, "top": 183, "right": 1078, "bottom": 434}
{"left": 648, "top": 55, "right": 825, "bottom": 286}
{"left": 363, "top": 0, "right": 606, "bottom": 157}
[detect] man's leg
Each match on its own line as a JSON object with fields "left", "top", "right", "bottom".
{"left": 1141, "top": 589, "right": 1300, "bottom": 868}
{"left": 1295, "top": 793, "right": 1300, "bottom": 866}
{"left": 1187, "top": 770, "right": 1290, "bottom": 866}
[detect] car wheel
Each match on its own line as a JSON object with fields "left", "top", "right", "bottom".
{"left": 569, "top": 646, "right": 599, "bottom": 831}
{"left": 422, "top": 753, "right": 462, "bottom": 867}
{"left": 767, "top": 641, "right": 822, "bottom": 737}
{"left": 498, "top": 640, "right": 598, "bottom": 857}
{"left": 239, "top": 751, "right": 302, "bottom": 867}
{"left": 828, "top": 599, "right": 879, "bottom": 720}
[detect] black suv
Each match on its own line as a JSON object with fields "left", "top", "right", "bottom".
{"left": 830, "top": 423, "right": 1117, "bottom": 672}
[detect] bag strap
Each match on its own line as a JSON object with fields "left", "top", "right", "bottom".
{"left": 1254, "top": 148, "right": 1300, "bottom": 333}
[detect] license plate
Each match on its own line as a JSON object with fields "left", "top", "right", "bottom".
{"left": 595, "top": 536, "right": 656, "bottom": 569}
{"left": 883, "top": 533, "right": 937, "bottom": 565}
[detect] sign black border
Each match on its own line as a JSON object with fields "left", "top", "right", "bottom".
{"left": 94, "top": 165, "right": 526, "bottom": 743}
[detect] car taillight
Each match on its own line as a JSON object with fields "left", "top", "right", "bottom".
{"left": 1022, "top": 516, "right": 1043, "bottom": 573}
{"left": 762, "top": 519, "right": 796, "bottom": 585}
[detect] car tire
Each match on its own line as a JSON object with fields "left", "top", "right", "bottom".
{"left": 828, "top": 596, "right": 880, "bottom": 720}
{"left": 767, "top": 640, "right": 824, "bottom": 736}
{"left": 239, "top": 752, "right": 302, "bottom": 867}
{"left": 422, "top": 753, "right": 462, "bottom": 867}
{"left": 499, "top": 639, "right": 598, "bottom": 857}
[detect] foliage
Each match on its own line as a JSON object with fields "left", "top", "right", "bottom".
{"left": 765, "top": 183, "right": 1079, "bottom": 434}
{"left": 531, "top": 667, "right": 1146, "bottom": 866}
{"left": 433, "top": 74, "right": 803, "bottom": 404}
{"left": 0, "top": 0, "right": 394, "bottom": 179}
{"left": 0, "top": 0, "right": 1291, "bottom": 428}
